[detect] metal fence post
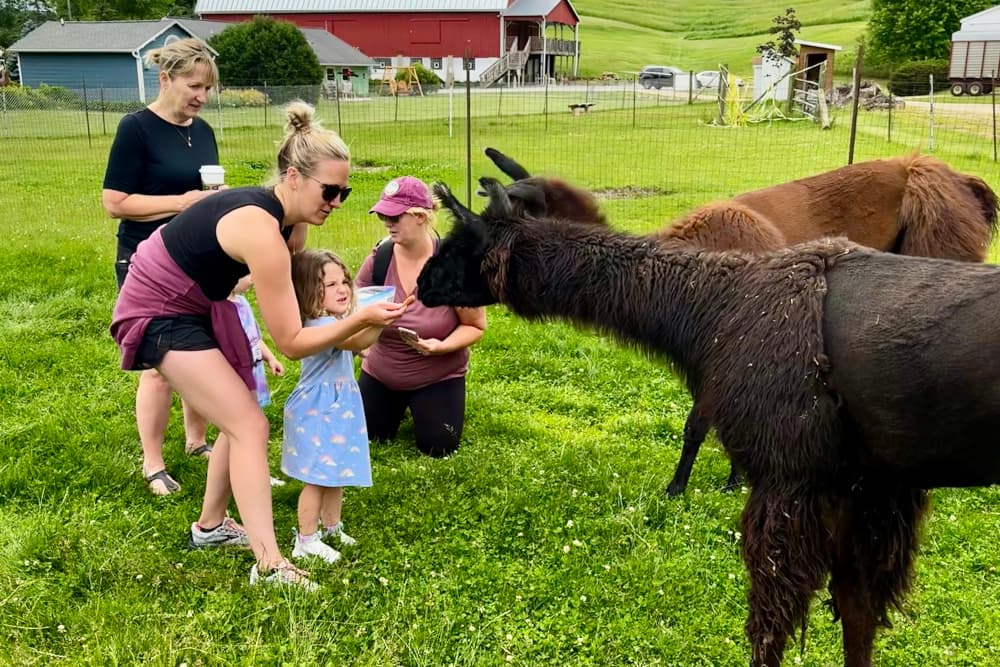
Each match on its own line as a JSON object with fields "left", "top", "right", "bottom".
{"left": 847, "top": 46, "right": 863, "bottom": 164}
{"left": 82, "top": 77, "right": 92, "bottom": 148}
{"left": 928, "top": 74, "right": 935, "bottom": 152}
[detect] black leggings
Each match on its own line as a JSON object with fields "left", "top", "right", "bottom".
{"left": 359, "top": 371, "right": 466, "bottom": 458}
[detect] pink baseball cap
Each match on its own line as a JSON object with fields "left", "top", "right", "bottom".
{"left": 369, "top": 176, "right": 433, "bottom": 217}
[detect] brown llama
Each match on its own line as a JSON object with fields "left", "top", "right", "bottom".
{"left": 484, "top": 147, "right": 1000, "bottom": 495}
{"left": 417, "top": 178, "right": 1000, "bottom": 667}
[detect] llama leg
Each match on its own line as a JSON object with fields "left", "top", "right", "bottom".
{"left": 741, "top": 486, "right": 829, "bottom": 667}
{"left": 828, "top": 485, "right": 929, "bottom": 667}
{"left": 665, "top": 404, "right": 710, "bottom": 497}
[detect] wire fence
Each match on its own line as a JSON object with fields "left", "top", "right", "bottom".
{"left": 2, "top": 70, "right": 998, "bottom": 231}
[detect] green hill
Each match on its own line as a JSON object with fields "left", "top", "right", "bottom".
{"left": 571, "top": 0, "right": 871, "bottom": 78}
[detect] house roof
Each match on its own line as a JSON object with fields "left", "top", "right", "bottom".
{"left": 174, "top": 18, "right": 376, "bottom": 66}
{"left": 195, "top": 0, "right": 508, "bottom": 13}
{"left": 9, "top": 19, "right": 201, "bottom": 53}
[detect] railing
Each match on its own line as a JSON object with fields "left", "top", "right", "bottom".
{"left": 480, "top": 42, "right": 530, "bottom": 88}
{"left": 505, "top": 36, "right": 576, "bottom": 56}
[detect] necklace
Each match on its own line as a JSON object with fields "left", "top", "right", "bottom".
{"left": 175, "top": 124, "right": 191, "bottom": 148}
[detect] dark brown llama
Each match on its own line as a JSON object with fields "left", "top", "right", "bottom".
{"left": 417, "top": 178, "right": 1000, "bottom": 667}
{"left": 484, "top": 147, "right": 1000, "bottom": 496}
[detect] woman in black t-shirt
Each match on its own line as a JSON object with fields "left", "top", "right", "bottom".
{"left": 102, "top": 38, "right": 219, "bottom": 496}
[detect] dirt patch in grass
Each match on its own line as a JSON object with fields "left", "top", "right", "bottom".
{"left": 593, "top": 185, "right": 675, "bottom": 199}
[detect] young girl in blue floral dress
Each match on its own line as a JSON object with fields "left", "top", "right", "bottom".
{"left": 283, "top": 249, "right": 386, "bottom": 564}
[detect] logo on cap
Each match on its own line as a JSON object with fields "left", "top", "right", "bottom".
{"left": 383, "top": 180, "right": 400, "bottom": 196}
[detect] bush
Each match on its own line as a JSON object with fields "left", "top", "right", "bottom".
{"left": 888, "top": 59, "right": 950, "bottom": 96}
{"left": 213, "top": 87, "right": 269, "bottom": 108}
{"left": 0, "top": 84, "right": 85, "bottom": 110}
{"left": 395, "top": 63, "right": 442, "bottom": 87}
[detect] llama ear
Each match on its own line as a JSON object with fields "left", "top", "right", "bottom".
{"left": 433, "top": 182, "right": 475, "bottom": 226}
{"left": 481, "top": 177, "right": 514, "bottom": 217}
{"left": 485, "top": 147, "right": 532, "bottom": 181}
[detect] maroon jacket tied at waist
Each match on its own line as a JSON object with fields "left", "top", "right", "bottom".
{"left": 109, "top": 227, "right": 255, "bottom": 390}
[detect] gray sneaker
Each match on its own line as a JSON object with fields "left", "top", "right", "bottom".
{"left": 188, "top": 517, "right": 250, "bottom": 548}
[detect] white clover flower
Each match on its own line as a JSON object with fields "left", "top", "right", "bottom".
{"left": 728, "top": 573, "right": 737, "bottom": 580}
{"left": 580, "top": 595, "right": 587, "bottom": 602}
{"left": 57, "top": 624, "right": 66, "bottom": 633}
{"left": 572, "top": 539, "right": 582, "bottom": 547}
{"left": 562, "top": 545, "right": 571, "bottom": 553}
{"left": 566, "top": 519, "right": 574, "bottom": 528}
{"left": 379, "top": 576, "right": 389, "bottom": 586}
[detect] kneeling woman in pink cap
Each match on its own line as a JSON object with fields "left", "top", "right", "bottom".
{"left": 355, "top": 176, "right": 487, "bottom": 457}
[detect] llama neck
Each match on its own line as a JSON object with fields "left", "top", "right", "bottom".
{"left": 504, "top": 230, "right": 735, "bottom": 380}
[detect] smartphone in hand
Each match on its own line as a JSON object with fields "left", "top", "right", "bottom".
{"left": 398, "top": 327, "right": 419, "bottom": 345}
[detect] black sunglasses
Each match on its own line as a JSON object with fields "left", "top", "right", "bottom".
{"left": 306, "top": 174, "right": 351, "bottom": 203}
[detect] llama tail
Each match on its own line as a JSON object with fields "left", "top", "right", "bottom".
{"left": 897, "top": 155, "right": 999, "bottom": 262}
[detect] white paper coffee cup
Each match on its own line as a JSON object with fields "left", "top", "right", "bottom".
{"left": 199, "top": 165, "right": 225, "bottom": 190}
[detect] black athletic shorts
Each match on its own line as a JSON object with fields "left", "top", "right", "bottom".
{"left": 132, "top": 315, "right": 217, "bottom": 369}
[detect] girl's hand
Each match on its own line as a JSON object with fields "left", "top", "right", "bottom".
{"left": 268, "top": 359, "right": 285, "bottom": 376}
{"left": 360, "top": 297, "right": 413, "bottom": 327}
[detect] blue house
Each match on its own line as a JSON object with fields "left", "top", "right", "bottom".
{"left": 9, "top": 20, "right": 212, "bottom": 102}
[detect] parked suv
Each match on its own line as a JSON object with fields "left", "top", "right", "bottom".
{"left": 638, "top": 65, "right": 683, "bottom": 89}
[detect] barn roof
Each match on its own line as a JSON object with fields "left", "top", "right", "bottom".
{"left": 174, "top": 18, "right": 376, "bottom": 66}
{"left": 506, "top": 0, "right": 579, "bottom": 22}
{"left": 9, "top": 19, "right": 201, "bottom": 53}
{"left": 195, "top": 0, "right": 508, "bottom": 13}
{"left": 193, "top": 0, "right": 578, "bottom": 18}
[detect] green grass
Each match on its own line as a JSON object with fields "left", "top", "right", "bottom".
{"left": 572, "top": 0, "right": 871, "bottom": 77}
{"left": 3, "top": 26, "right": 1000, "bottom": 667}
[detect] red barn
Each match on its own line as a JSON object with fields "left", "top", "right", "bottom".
{"left": 193, "top": 0, "right": 581, "bottom": 85}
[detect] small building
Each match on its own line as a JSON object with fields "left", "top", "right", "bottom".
{"left": 176, "top": 18, "right": 377, "bottom": 96}
{"left": 8, "top": 19, "right": 209, "bottom": 102}
{"left": 949, "top": 5, "right": 1000, "bottom": 95}
{"left": 794, "top": 39, "right": 840, "bottom": 93}
{"left": 750, "top": 39, "right": 840, "bottom": 103}
{"left": 192, "top": 0, "right": 581, "bottom": 85}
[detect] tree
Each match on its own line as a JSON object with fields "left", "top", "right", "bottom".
{"left": 1, "top": 0, "right": 53, "bottom": 48}
{"left": 756, "top": 7, "right": 800, "bottom": 65}
{"left": 209, "top": 17, "right": 323, "bottom": 103}
{"left": 868, "top": 0, "right": 995, "bottom": 65}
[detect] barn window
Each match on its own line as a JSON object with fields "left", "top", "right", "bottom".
{"left": 463, "top": 57, "right": 475, "bottom": 71}
{"left": 374, "top": 58, "right": 391, "bottom": 68}
{"left": 430, "top": 58, "right": 442, "bottom": 70}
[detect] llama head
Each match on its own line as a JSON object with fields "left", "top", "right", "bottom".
{"left": 417, "top": 182, "right": 500, "bottom": 308}
{"left": 483, "top": 147, "right": 607, "bottom": 227}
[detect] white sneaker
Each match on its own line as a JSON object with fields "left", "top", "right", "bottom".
{"left": 323, "top": 521, "right": 357, "bottom": 547}
{"left": 292, "top": 533, "right": 341, "bottom": 564}
{"left": 249, "top": 560, "right": 318, "bottom": 591}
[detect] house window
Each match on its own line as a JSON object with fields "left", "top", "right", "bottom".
{"left": 374, "top": 58, "right": 391, "bottom": 68}
{"left": 463, "top": 57, "right": 475, "bottom": 71}
{"left": 430, "top": 58, "right": 442, "bottom": 70}
{"left": 410, "top": 58, "right": 422, "bottom": 66}
{"left": 326, "top": 69, "right": 336, "bottom": 80}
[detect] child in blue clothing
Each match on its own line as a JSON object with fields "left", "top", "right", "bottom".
{"left": 283, "top": 249, "right": 384, "bottom": 564}
{"left": 230, "top": 275, "right": 287, "bottom": 487}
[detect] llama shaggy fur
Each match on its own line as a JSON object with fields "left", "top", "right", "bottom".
{"left": 417, "top": 178, "right": 1000, "bottom": 667}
